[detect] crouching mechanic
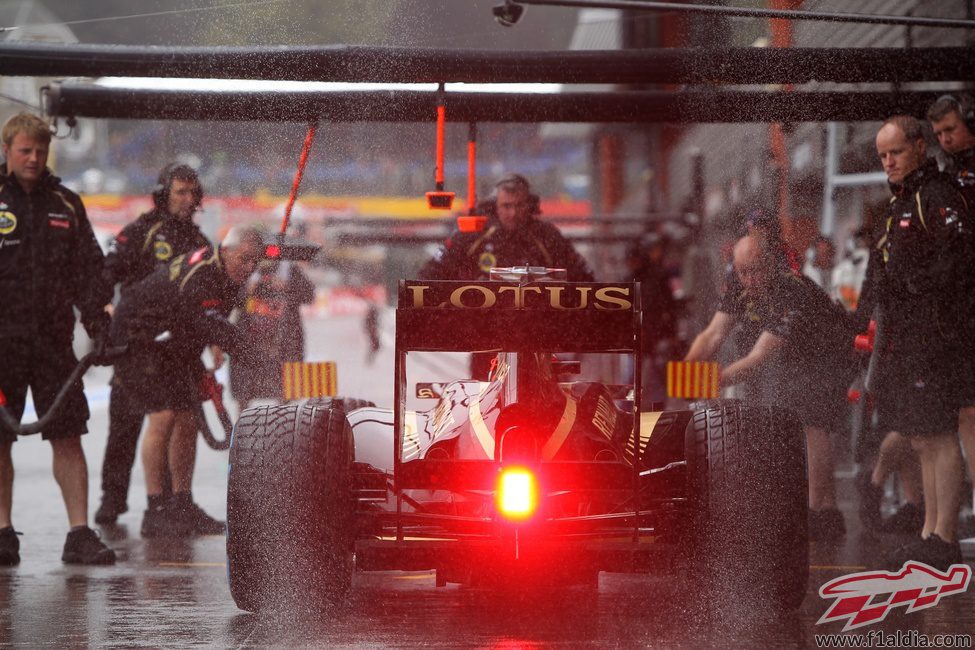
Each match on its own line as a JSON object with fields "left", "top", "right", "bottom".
{"left": 110, "top": 226, "right": 264, "bottom": 537}
{"left": 0, "top": 112, "right": 116, "bottom": 565}
{"left": 95, "top": 163, "right": 212, "bottom": 525}
{"left": 685, "top": 234, "right": 857, "bottom": 541}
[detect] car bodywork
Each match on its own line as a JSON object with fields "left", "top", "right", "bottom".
{"left": 348, "top": 275, "right": 690, "bottom": 582}
{"left": 226, "top": 272, "right": 808, "bottom": 612}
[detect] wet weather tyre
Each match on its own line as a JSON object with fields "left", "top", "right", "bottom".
{"left": 226, "top": 397, "right": 373, "bottom": 613}
{"left": 683, "top": 400, "right": 809, "bottom": 612}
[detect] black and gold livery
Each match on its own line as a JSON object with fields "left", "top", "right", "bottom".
{"left": 109, "top": 246, "right": 245, "bottom": 413}
{"left": 874, "top": 158, "right": 974, "bottom": 435}
{"left": 227, "top": 277, "right": 811, "bottom": 613}
{"left": 419, "top": 212, "right": 594, "bottom": 282}
{"left": 0, "top": 166, "right": 109, "bottom": 341}
{"left": 0, "top": 165, "right": 109, "bottom": 442}
{"left": 103, "top": 208, "right": 210, "bottom": 289}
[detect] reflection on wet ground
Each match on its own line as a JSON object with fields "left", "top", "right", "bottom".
{"left": 2, "top": 512, "right": 972, "bottom": 648}
{"left": 2, "top": 318, "right": 973, "bottom": 647}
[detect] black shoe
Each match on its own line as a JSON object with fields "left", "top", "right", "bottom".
{"left": 0, "top": 527, "right": 20, "bottom": 566}
{"left": 94, "top": 497, "right": 128, "bottom": 525}
{"left": 884, "top": 534, "right": 963, "bottom": 572}
{"left": 62, "top": 527, "right": 116, "bottom": 565}
{"left": 881, "top": 503, "right": 924, "bottom": 535}
{"left": 140, "top": 504, "right": 192, "bottom": 539}
{"left": 176, "top": 501, "right": 226, "bottom": 536}
{"left": 809, "top": 508, "right": 846, "bottom": 542}
{"left": 857, "top": 474, "right": 883, "bottom": 531}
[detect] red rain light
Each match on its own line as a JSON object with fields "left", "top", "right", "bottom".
{"left": 496, "top": 467, "right": 538, "bottom": 521}
{"left": 457, "top": 215, "right": 487, "bottom": 232}
{"left": 264, "top": 244, "right": 281, "bottom": 258}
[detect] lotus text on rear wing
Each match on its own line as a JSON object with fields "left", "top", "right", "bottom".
{"left": 404, "top": 281, "right": 633, "bottom": 311}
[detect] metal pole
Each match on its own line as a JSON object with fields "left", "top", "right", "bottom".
{"left": 821, "top": 122, "right": 839, "bottom": 237}
{"left": 821, "top": 123, "right": 889, "bottom": 236}
{"left": 514, "top": 0, "right": 975, "bottom": 29}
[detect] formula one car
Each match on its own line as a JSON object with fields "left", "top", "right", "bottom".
{"left": 226, "top": 270, "right": 809, "bottom": 612}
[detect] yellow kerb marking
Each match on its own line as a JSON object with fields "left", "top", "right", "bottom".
{"left": 282, "top": 362, "right": 337, "bottom": 399}
{"left": 666, "top": 361, "right": 719, "bottom": 399}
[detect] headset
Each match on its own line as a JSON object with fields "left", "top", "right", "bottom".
{"left": 935, "top": 94, "right": 975, "bottom": 134}
{"left": 152, "top": 163, "right": 203, "bottom": 212}
{"left": 493, "top": 172, "right": 541, "bottom": 217}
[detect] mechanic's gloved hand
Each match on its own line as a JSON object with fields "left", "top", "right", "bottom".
{"left": 83, "top": 310, "right": 111, "bottom": 342}
{"left": 90, "top": 331, "right": 113, "bottom": 366}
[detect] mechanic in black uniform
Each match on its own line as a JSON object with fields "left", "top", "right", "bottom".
{"left": 854, "top": 219, "right": 925, "bottom": 535}
{"left": 230, "top": 257, "right": 315, "bottom": 409}
{"left": 419, "top": 173, "right": 594, "bottom": 282}
{"left": 110, "top": 226, "right": 263, "bottom": 537}
{"left": 874, "top": 115, "right": 972, "bottom": 571}
{"left": 419, "top": 173, "right": 594, "bottom": 378}
{"left": 684, "top": 233, "right": 858, "bottom": 541}
{"left": 0, "top": 112, "right": 116, "bottom": 565}
{"left": 94, "top": 163, "right": 212, "bottom": 525}
{"left": 928, "top": 95, "right": 975, "bottom": 539}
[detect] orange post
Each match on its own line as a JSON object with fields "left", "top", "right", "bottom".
{"left": 280, "top": 122, "right": 318, "bottom": 235}
{"left": 435, "top": 104, "right": 446, "bottom": 189}
{"left": 467, "top": 122, "right": 477, "bottom": 213}
{"left": 426, "top": 89, "right": 455, "bottom": 210}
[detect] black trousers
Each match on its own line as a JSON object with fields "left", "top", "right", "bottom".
{"left": 98, "top": 376, "right": 144, "bottom": 505}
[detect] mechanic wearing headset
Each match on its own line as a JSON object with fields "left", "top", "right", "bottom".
{"left": 0, "top": 112, "right": 115, "bottom": 565}
{"left": 110, "top": 226, "right": 263, "bottom": 538}
{"left": 419, "top": 173, "right": 594, "bottom": 282}
{"left": 874, "top": 115, "right": 972, "bottom": 571}
{"left": 93, "top": 163, "right": 213, "bottom": 527}
{"left": 684, "top": 233, "right": 858, "bottom": 543}
{"left": 928, "top": 95, "right": 975, "bottom": 542}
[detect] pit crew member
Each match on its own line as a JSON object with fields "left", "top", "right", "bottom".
{"left": 928, "top": 95, "right": 975, "bottom": 540}
{"left": 419, "top": 173, "right": 594, "bottom": 282}
{"left": 110, "top": 226, "right": 263, "bottom": 538}
{"left": 94, "top": 163, "right": 212, "bottom": 526}
{"left": 230, "top": 257, "right": 315, "bottom": 410}
{"left": 0, "top": 112, "right": 116, "bottom": 565}
{"left": 684, "top": 234, "right": 857, "bottom": 541}
{"left": 874, "top": 115, "right": 971, "bottom": 571}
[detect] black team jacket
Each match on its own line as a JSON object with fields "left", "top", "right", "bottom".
{"left": 0, "top": 166, "right": 109, "bottom": 344}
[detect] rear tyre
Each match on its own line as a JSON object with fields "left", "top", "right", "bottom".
{"left": 226, "top": 397, "right": 373, "bottom": 612}
{"left": 683, "top": 400, "right": 808, "bottom": 612}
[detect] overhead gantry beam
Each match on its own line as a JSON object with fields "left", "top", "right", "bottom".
{"left": 2, "top": 43, "right": 973, "bottom": 84}
{"left": 43, "top": 83, "right": 959, "bottom": 123}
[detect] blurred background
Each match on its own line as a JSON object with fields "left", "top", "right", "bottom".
{"left": 1, "top": 0, "right": 973, "bottom": 340}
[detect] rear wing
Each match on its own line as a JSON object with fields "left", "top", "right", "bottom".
{"left": 396, "top": 280, "right": 640, "bottom": 354}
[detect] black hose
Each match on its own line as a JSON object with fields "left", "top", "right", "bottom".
{"left": 0, "top": 345, "right": 127, "bottom": 437}
{"left": 196, "top": 369, "right": 234, "bottom": 451}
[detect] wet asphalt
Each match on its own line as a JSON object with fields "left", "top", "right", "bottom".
{"left": 2, "top": 312, "right": 974, "bottom": 648}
